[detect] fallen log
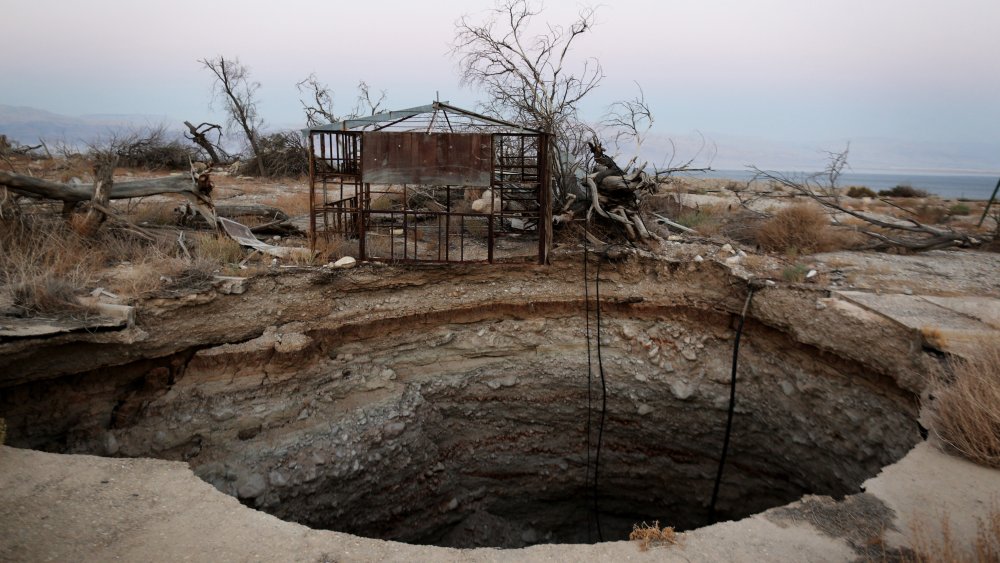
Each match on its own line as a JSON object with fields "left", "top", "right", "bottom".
{"left": 0, "top": 171, "right": 212, "bottom": 202}
{"left": 0, "top": 169, "right": 217, "bottom": 229}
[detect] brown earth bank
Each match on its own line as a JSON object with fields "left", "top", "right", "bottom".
{"left": 1, "top": 247, "right": 957, "bottom": 552}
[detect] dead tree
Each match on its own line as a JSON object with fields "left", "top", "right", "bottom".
{"left": 200, "top": 56, "right": 265, "bottom": 177}
{"left": 453, "top": 0, "right": 602, "bottom": 200}
{"left": 183, "top": 121, "right": 227, "bottom": 165}
{"left": 297, "top": 76, "right": 389, "bottom": 127}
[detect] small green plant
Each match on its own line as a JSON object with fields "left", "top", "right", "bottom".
{"left": 846, "top": 186, "right": 877, "bottom": 198}
{"left": 949, "top": 203, "right": 971, "bottom": 215}
{"left": 781, "top": 264, "right": 810, "bottom": 282}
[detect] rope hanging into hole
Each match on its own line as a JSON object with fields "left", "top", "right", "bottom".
{"left": 581, "top": 227, "right": 610, "bottom": 542}
{"left": 708, "top": 285, "right": 756, "bottom": 525}
{"left": 582, "top": 226, "right": 595, "bottom": 542}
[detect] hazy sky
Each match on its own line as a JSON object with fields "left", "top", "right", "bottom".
{"left": 3, "top": 0, "right": 999, "bottom": 169}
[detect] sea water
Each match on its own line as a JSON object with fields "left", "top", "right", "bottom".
{"left": 689, "top": 170, "right": 1000, "bottom": 200}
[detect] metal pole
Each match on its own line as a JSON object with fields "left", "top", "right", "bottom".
{"left": 977, "top": 176, "right": 1000, "bottom": 227}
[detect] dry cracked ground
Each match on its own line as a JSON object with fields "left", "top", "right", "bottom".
{"left": 2, "top": 232, "right": 1000, "bottom": 561}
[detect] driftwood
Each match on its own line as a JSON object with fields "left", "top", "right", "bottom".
{"left": 577, "top": 141, "right": 659, "bottom": 242}
{"left": 0, "top": 171, "right": 213, "bottom": 202}
{"left": 0, "top": 169, "right": 217, "bottom": 230}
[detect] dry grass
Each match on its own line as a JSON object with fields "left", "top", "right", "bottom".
{"left": 316, "top": 234, "right": 359, "bottom": 261}
{"left": 899, "top": 506, "right": 1000, "bottom": 562}
{"left": 271, "top": 190, "right": 312, "bottom": 216}
{"left": 0, "top": 217, "right": 104, "bottom": 315}
{"left": 125, "top": 201, "right": 177, "bottom": 226}
{"left": 928, "top": 340, "right": 1000, "bottom": 469}
{"left": 629, "top": 521, "right": 678, "bottom": 551}
{"left": 920, "top": 326, "right": 949, "bottom": 350}
{"left": 0, "top": 214, "right": 195, "bottom": 312}
{"left": 193, "top": 233, "right": 244, "bottom": 265}
{"left": 781, "top": 263, "right": 810, "bottom": 283}
{"left": 755, "top": 203, "right": 861, "bottom": 254}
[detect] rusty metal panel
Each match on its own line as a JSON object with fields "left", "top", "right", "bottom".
{"left": 361, "top": 132, "right": 492, "bottom": 186}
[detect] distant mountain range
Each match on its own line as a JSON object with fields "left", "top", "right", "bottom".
{"left": 3, "top": 104, "right": 997, "bottom": 175}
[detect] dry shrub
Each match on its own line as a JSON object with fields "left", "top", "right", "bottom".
{"left": 193, "top": 233, "right": 244, "bottom": 265}
{"left": 929, "top": 340, "right": 1000, "bottom": 469}
{"left": 902, "top": 506, "right": 1000, "bottom": 562}
{"left": 629, "top": 521, "right": 678, "bottom": 551}
{"left": 0, "top": 217, "right": 103, "bottom": 315}
{"left": 127, "top": 202, "right": 177, "bottom": 226}
{"left": 90, "top": 125, "right": 201, "bottom": 170}
{"left": 915, "top": 204, "right": 949, "bottom": 225}
{"left": 920, "top": 326, "right": 949, "bottom": 350}
{"left": 755, "top": 204, "right": 860, "bottom": 254}
{"left": 316, "top": 234, "right": 359, "bottom": 261}
{"left": 272, "top": 191, "right": 312, "bottom": 216}
{"left": 880, "top": 185, "right": 929, "bottom": 198}
{"left": 846, "top": 186, "right": 877, "bottom": 198}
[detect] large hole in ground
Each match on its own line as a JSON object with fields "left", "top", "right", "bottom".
{"left": 2, "top": 304, "right": 920, "bottom": 548}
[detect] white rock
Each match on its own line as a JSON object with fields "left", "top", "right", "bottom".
{"left": 333, "top": 256, "right": 357, "bottom": 269}
{"left": 667, "top": 235, "right": 683, "bottom": 241}
{"left": 670, "top": 380, "right": 697, "bottom": 400}
{"left": 720, "top": 243, "right": 734, "bottom": 254}
{"left": 694, "top": 255, "right": 704, "bottom": 262}
{"left": 237, "top": 473, "right": 267, "bottom": 499}
{"left": 486, "top": 375, "right": 518, "bottom": 390}
{"left": 805, "top": 269, "right": 817, "bottom": 279}
{"left": 637, "top": 404, "right": 655, "bottom": 416}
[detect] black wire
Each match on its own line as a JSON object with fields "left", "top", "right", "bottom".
{"left": 582, "top": 225, "right": 594, "bottom": 543}
{"left": 708, "top": 286, "right": 756, "bottom": 524}
{"left": 593, "top": 250, "right": 608, "bottom": 542}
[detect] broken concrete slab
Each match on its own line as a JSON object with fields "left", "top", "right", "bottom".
{"left": 834, "top": 291, "right": 1000, "bottom": 355}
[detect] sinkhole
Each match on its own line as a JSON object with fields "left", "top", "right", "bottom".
{"left": 2, "top": 305, "right": 921, "bottom": 549}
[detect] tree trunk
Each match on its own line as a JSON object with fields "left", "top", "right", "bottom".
{"left": 74, "top": 156, "right": 117, "bottom": 237}
{"left": 0, "top": 171, "right": 212, "bottom": 202}
{"left": 184, "top": 121, "right": 222, "bottom": 165}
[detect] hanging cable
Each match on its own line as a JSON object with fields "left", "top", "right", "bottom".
{"left": 592, "top": 248, "right": 608, "bottom": 542}
{"left": 708, "top": 285, "right": 756, "bottom": 524}
{"left": 582, "top": 225, "right": 595, "bottom": 543}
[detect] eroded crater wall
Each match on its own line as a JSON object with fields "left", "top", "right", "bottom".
{"left": 1, "top": 301, "right": 919, "bottom": 547}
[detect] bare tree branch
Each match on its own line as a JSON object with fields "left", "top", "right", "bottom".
{"left": 452, "top": 0, "right": 603, "bottom": 200}
{"left": 200, "top": 55, "right": 265, "bottom": 176}
{"left": 748, "top": 148, "right": 983, "bottom": 251}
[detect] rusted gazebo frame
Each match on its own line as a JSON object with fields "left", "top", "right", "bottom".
{"left": 306, "top": 101, "right": 551, "bottom": 265}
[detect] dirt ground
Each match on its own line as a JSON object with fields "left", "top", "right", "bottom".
{"left": 2, "top": 161, "right": 999, "bottom": 561}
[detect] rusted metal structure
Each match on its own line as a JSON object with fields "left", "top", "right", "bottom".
{"left": 306, "top": 102, "right": 551, "bottom": 264}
